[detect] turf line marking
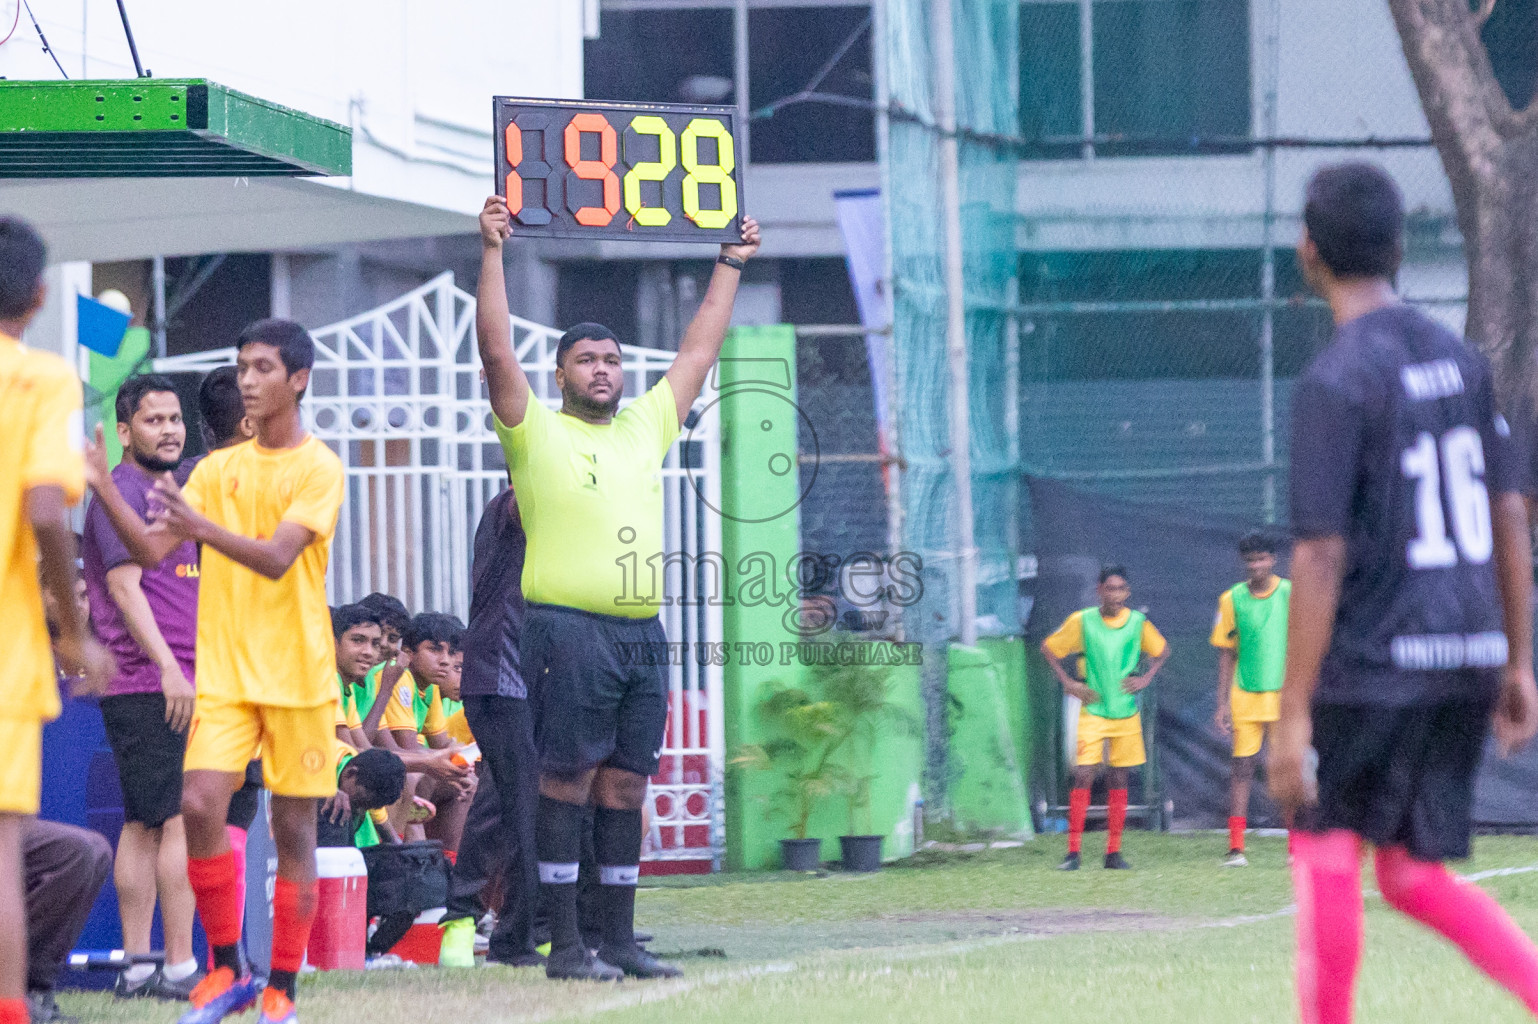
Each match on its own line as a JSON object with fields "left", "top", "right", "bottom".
{"left": 1461, "top": 861, "right": 1538, "bottom": 882}
{"left": 531, "top": 962, "right": 797, "bottom": 1021}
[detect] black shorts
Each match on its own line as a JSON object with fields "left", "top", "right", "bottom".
{"left": 226, "top": 760, "right": 263, "bottom": 831}
{"left": 99, "top": 693, "right": 187, "bottom": 828}
{"left": 522, "top": 604, "right": 669, "bottom": 777}
{"left": 1298, "top": 682, "right": 1497, "bottom": 862}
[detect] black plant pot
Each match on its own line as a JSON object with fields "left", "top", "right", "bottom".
{"left": 839, "top": 834, "right": 883, "bottom": 872}
{"left": 780, "top": 837, "right": 822, "bottom": 871}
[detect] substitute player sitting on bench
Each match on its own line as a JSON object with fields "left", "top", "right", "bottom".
{"left": 1041, "top": 566, "right": 1169, "bottom": 871}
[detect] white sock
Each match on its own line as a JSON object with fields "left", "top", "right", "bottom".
{"left": 162, "top": 957, "right": 200, "bottom": 982}
{"left": 122, "top": 963, "right": 156, "bottom": 985}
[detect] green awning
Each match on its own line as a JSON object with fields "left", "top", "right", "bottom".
{"left": 0, "top": 79, "right": 351, "bottom": 178}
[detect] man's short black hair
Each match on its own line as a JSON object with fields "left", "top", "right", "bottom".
{"left": 0, "top": 218, "right": 47, "bottom": 320}
{"left": 237, "top": 318, "right": 314, "bottom": 392}
{"left": 1238, "top": 532, "right": 1278, "bottom": 557}
{"left": 115, "top": 374, "right": 180, "bottom": 424}
{"left": 1304, "top": 163, "right": 1404, "bottom": 279}
{"left": 556, "top": 322, "right": 621, "bottom": 369}
{"left": 198, "top": 365, "right": 246, "bottom": 449}
{"left": 332, "top": 603, "right": 383, "bottom": 640}
{"left": 1099, "top": 564, "right": 1129, "bottom": 585}
{"left": 359, "top": 593, "right": 410, "bottom": 633}
{"left": 345, "top": 748, "right": 406, "bottom": 810}
{"left": 403, "top": 612, "right": 465, "bottom": 651}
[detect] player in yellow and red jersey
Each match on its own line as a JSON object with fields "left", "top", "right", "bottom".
{"left": 0, "top": 217, "right": 115, "bottom": 1024}
{"left": 106, "top": 319, "right": 344, "bottom": 1024}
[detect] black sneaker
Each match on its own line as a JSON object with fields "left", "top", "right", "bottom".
{"left": 112, "top": 969, "right": 159, "bottom": 1000}
{"left": 599, "top": 944, "right": 683, "bottom": 980}
{"left": 633, "top": 931, "right": 654, "bottom": 945}
{"left": 1056, "top": 852, "right": 1080, "bottom": 871}
{"left": 1104, "top": 852, "right": 1132, "bottom": 870}
{"left": 148, "top": 967, "right": 204, "bottom": 1001}
{"left": 28, "top": 990, "right": 79, "bottom": 1024}
{"left": 545, "top": 946, "right": 623, "bottom": 982}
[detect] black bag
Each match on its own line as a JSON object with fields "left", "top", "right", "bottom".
{"left": 361, "top": 840, "right": 449, "bottom": 918}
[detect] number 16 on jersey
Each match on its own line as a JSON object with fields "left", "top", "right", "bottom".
{"left": 492, "top": 96, "right": 746, "bottom": 243}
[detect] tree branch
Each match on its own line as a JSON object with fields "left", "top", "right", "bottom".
{"left": 1473, "top": 0, "right": 1497, "bottom": 28}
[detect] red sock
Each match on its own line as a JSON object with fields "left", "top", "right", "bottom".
{"left": 1228, "top": 816, "right": 1246, "bottom": 853}
{"left": 270, "top": 876, "right": 319, "bottom": 975}
{"left": 0, "top": 999, "right": 28, "bottom": 1024}
{"left": 1066, "top": 788, "right": 1090, "bottom": 855}
{"left": 187, "top": 851, "right": 243, "bottom": 948}
{"left": 443, "top": 849, "right": 457, "bottom": 866}
{"left": 1375, "top": 846, "right": 1538, "bottom": 1012}
{"left": 1106, "top": 789, "right": 1128, "bottom": 854}
{"left": 1292, "top": 829, "right": 1363, "bottom": 1024}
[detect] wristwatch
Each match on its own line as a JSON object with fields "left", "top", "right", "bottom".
{"left": 717, "top": 254, "right": 746, "bottom": 271}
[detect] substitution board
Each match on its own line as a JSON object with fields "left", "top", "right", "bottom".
{"left": 492, "top": 96, "right": 745, "bottom": 242}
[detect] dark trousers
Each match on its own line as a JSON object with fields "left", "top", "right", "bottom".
{"left": 447, "top": 695, "right": 541, "bottom": 960}
{"left": 25, "top": 819, "right": 112, "bottom": 993}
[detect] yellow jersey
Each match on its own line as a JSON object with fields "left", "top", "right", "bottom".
{"left": 1044, "top": 608, "right": 1167, "bottom": 661}
{"left": 183, "top": 435, "right": 343, "bottom": 708}
{"left": 1209, "top": 576, "right": 1283, "bottom": 650}
{"left": 493, "top": 379, "right": 680, "bottom": 617}
{"left": 0, "top": 335, "right": 84, "bottom": 721}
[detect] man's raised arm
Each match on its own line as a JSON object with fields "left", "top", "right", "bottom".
{"left": 476, "top": 196, "right": 533, "bottom": 429}
{"left": 664, "top": 217, "right": 762, "bottom": 426}
{"left": 83, "top": 425, "right": 183, "bottom": 568}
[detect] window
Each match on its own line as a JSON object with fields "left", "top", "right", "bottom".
{"left": 1483, "top": 0, "right": 1537, "bottom": 110}
{"left": 749, "top": 6, "right": 875, "bottom": 163}
{"left": 586, "top": 5, "right": 874, "bottom": 164}
{"left": 1019, "top": 0, "right": 1252, "bottom": 158}
{"left": 1016, "top": 248, "right": 1329, "bottom": 380}
{"left": 585, "top": 10, "right": 735, "bottom": 106}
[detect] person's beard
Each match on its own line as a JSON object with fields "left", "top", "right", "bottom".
{"left": 132, "top": 444, "right": 181, "bottom": 474}
{"left": 563, "top": 380, "right": 621, "bottom": 419}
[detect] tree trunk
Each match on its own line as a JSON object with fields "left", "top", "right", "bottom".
{"left": 1388, "top": 0, "right": 1538, "bottom": 404}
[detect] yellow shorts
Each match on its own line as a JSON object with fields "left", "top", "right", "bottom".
{"left": 186, "top": 696, "right": 338, "bottom": 798}
{"left": 1076, "top": 710, "right": 1146, "bottom": 768}
{"left": 1231, "top": 685, "right": 1281, "bottom": 759}
{"left": 0, "top": 718, "right": 42, "bottom": 815}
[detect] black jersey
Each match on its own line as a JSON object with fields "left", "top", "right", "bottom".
{"left": 461, "top": 486, "right": 529, "bottom": 699}
{"left": 1290, "top": 304, "right": 1517, "bottom": 706}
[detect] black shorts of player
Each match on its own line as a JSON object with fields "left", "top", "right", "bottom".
{"left": 226, "top": 760, "right": 263, "bottom": 831}
{"left": 99, "top": 693, "right": 188, "bottom": 828}
{"left": 1297, "top": 680, "right": 1497, "bottom": 862}
{"left": 522, "top": 603, "right": 669, "bottom": 778}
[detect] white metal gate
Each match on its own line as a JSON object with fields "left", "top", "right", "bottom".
{"left": 155, "top": 272, "right": 726, "bottom": 869}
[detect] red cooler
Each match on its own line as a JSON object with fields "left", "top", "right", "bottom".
{"left": 309, "top": 847, "right": 368, "bottom": 970}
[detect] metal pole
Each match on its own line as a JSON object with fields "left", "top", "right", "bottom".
{"left": 932, "top": 0, "right": 978, "bottom": 647}
{"left": 1078, "top": 0, "right": 1094, "bottom": 161}
{"left": 734, "top": 0, "right": 751, "bottom": 169}
{"left": 151, "top": 255, "right": 167, "bottom": 360}
{"left": 872, "top": 0, "right": 905, "bottom": 579}
{"left": 114, "top": 0, "right": 146, "bottom": 78}
{"left": 1259, "top": 0, "right": 1280, "bottom": 523}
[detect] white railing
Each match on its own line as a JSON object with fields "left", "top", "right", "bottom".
{"left": 155, "top": 271, "right": 725, "bottom": 868}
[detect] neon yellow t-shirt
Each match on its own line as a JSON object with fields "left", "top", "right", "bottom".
{"left": 493, "top": 379, "right": 680, "bottom": 617}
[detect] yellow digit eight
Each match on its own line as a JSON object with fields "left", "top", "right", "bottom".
{"left": 623, "top": 115, "right": 677, "bottom": 227}
{"left": 680, "top": 117, "right": 738, "bottom": 230}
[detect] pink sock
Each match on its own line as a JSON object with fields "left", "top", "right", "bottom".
{"left": 1375, "top": 846, "right": 1538, "bottom": 1013}
{"left": 1292, "top": 829, "right": 1364, "bottom": 1024}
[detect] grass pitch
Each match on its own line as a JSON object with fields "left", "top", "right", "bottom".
{"left": 62, "top": 833, "right": 1538, "bottom": 1023}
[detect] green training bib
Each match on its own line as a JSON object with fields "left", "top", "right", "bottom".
{"left": 1231, "top": 579, "right": 1289, "bottom": 694}
{"left": 1080, "top": 608, "right": 1146, "bottom": 720}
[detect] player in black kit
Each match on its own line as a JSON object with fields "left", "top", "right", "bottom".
{"left": 1268, "top": 162, "right": 1538, "bottom": 1024}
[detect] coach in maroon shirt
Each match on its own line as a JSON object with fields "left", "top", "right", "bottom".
{"left": 81, "top": 374, "right": 203, "bottom": 1000}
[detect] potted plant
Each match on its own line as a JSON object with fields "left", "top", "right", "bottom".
{"left": 731, "top": 683, "right": 847, "bottom": 871}
{"left": 817, "top": 662, "right": 918, "bottom": 872}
